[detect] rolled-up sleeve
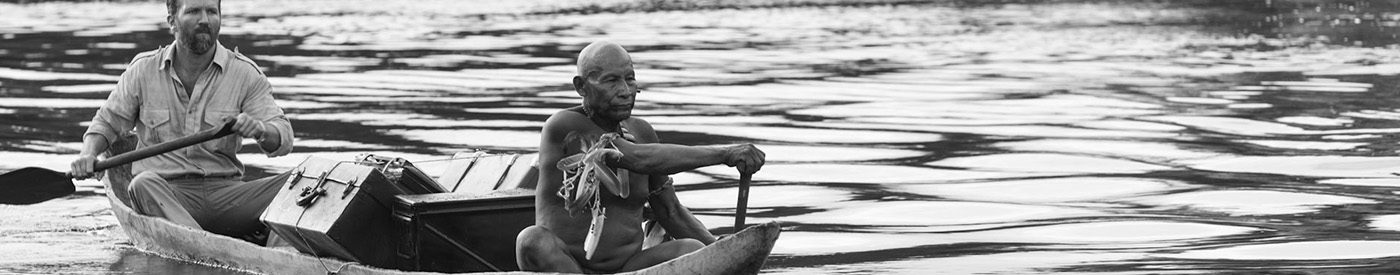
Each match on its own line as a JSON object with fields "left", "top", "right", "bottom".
{"left": 86, "top": 68, "right": 141, "bottom": 147}
{"left": 242, "top": 75, "right": 294, "bottom": 157}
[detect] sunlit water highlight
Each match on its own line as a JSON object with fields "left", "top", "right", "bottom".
{"left": 5, "top": 0, "right": 1400, "bottom": 274}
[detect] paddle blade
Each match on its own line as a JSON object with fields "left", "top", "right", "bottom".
{"left": 0, "top": 167, "right": 76, "bottom": 205}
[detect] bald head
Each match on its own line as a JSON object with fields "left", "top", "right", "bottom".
{"left": 571, "top": 41, "right": 639, "bottom": 122}
{"left": 576, "top": 41, "right": 632, "bottom": 79}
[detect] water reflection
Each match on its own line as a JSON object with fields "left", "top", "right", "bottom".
{"left": 5, "top": 0, "right": 1400, "bottom": 274}
{"left": 901, "top": 177, "right": 1193, "bottom": 203}
{"left": 1130, "top": 189, "right": 1378, "bottom": 215}
{"left": 1163, "top": 241, "right": 1400, "bottom": 260}
{"left": 1254, "top": 0, "right": 1400, "bottom": 47}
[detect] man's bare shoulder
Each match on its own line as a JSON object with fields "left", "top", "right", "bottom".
{"left": 621, "top": 117, "right": 659, "bottom": 142}
{"left": 541, "top": 108, "right": 594, "bottom": 143}
{"left": 544, "top": 108, "right": 590, "bottom": 129}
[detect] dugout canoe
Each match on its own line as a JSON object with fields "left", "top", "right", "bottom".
{"left": 106, "top": 178, "right": 781, "bottom": 275}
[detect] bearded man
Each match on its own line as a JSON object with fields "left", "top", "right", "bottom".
{"left": 69, "top": 0, "right": 295, "bottom": 240}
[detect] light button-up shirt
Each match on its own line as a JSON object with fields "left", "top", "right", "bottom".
{"left": 85, "top": 42, "right": 293, "bottom": 179}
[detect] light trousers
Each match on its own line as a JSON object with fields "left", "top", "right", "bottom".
{"left": 127, "top": 170, "right": 291, "bottom": 238}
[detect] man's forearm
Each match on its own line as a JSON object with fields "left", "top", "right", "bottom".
{"left": 79, "top": 134, "right": 109, "bottom": 157}
{"left": 650, "top": 186, "right": 719, "bottom": 245}
{"left": 613, "top": 143, "right": 728, "bottom": 175}
{"left": 660, "top": 211, "right": 718, "bottom": 245}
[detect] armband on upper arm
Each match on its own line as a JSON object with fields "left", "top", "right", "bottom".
{"left": 649, "top": 176, "right": 675, "bottom": 197}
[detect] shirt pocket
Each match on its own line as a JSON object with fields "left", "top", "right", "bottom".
{"left": 202, "top": 110, "right": 239, "bottom": 153}
{"left": 139, "top": 109, "right": 175, "bottom": 144}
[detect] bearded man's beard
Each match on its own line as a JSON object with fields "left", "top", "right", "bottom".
{"left": 184, "top": 25, "right": 215, "bottom": 55}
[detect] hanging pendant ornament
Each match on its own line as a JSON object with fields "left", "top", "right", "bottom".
{"left": 584, "top": 204, "right": 606, "bottom": 260}
{"left": 556, "top": 132, "right": 628, "bottom": 214}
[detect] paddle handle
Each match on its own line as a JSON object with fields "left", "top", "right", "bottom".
{"left": 734, "top": 172, "right": 751, "bottom": 233}
{"left": 92, "top": 120, "right": 238, "bottom": 172}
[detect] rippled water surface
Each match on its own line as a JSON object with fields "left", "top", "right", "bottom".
{"left": 6, "top": 0, "right": 1400, "bottom": 274}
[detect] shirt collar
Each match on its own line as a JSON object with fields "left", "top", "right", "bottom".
{"left": 160, "top": 41, "right": 229, "bottom": 70}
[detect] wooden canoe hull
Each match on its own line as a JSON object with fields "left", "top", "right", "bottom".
{"left": 108, "top": 183, "right": 781, "bottom": 275}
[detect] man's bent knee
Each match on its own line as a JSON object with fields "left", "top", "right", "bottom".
{"left": 515, "top": 226, "right": 556, "bottom": 263}
{"left": 127, "top": 171, "right": 165, "bottom": 194}
{"left": 516, "top": 225, "right": 553, "bottom": 252}
{"left": 660, "top": 238, "right": 704, "bottom": 258}
{"left": 516, "top": 226, "right": 582, "bottom": 272}
{"left": 674, "top": 238, "right": 704, "bottom": 253}
{"left": 619, "top": 237, "right": 706, "bottom": 272}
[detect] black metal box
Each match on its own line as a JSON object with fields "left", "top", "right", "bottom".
{"left": 392, "top": 189, "right": 535, "bottom": 272}
{"left": 259, "top": 156, "right": 410, "bottom": 267}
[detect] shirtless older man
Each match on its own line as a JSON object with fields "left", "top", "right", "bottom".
{"left": 515, "top": 41, "right": 765, "bottom": 273}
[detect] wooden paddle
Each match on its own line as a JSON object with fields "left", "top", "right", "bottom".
{"left": 734, "top": 172, "right": 752, "bottom": 233}
{"left": 0, "top": 120, "right": 237, "bottom": 205}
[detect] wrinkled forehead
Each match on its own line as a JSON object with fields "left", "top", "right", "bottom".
{"left": 179, "top": 0, "right": 220, "bottom": 10}
{"left": 576, "top": 42, "right": 632, "bottom": 78}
